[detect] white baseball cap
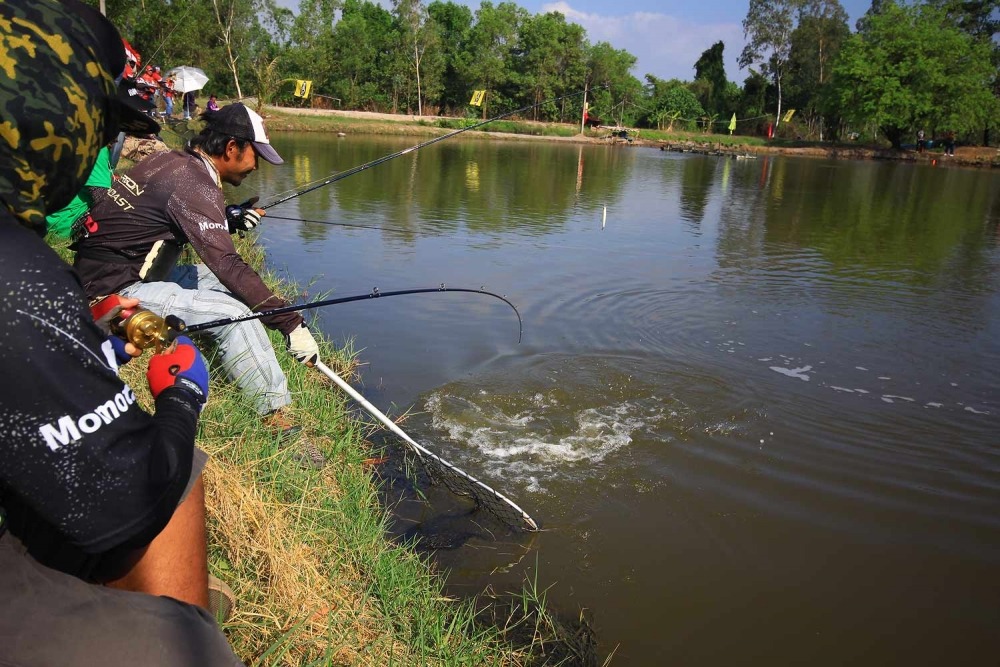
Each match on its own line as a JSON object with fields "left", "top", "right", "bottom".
{"left": 204, "top": 103, "right": 283, "bottom": 165}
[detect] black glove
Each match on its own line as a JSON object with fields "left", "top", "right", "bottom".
{"left": 225, "top": 196, "right": 262, "bottom": 234}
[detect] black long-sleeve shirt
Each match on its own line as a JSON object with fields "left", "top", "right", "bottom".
{"left": 73, "top": 148, "right": 302, "bottom": 334}
{"left": 0, "top": 221, "right": 200, "bottom": 580}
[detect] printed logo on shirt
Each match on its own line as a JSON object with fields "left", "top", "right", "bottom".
{"left": 107, "top": 186, "right": 135, "bottom": 212}
{"left": 117, "top": 174, "right": 144, "bottom": 197}
{"left": 199, "top": 220, "right": 228, "bottom": 233}
{"left": 38, "top": 385, "right": 138, "bottom": 452}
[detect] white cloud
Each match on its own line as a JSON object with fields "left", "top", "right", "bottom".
{"left": 541, "top": 1, "right": 746, "bottom": 83}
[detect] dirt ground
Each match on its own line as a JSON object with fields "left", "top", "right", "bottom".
{"left": 268, "top": 105, "right": 1000, "bottom": 169}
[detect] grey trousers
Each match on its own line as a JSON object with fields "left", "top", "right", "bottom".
{"left": 122, "top": 264, "right": 291, "bottom": 415}
{"left": 0, "top": 532, "right": 244, "bottom": 666}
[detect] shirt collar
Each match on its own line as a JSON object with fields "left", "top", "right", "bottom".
{"left": 192, "top": 147, "right": 222, "bottom": 188}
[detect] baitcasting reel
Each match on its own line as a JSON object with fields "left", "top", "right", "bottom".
{"left": 90, "top": 295, "right": 186, "bottom": 353}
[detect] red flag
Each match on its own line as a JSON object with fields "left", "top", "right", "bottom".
{"left": 122, "top": 38, "right": 141, "bottom": 78}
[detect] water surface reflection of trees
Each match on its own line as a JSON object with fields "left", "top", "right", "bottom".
{"left": 264, "top": 134, "right": 635, "bottom": 245}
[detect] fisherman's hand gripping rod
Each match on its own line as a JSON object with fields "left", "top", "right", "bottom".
{"left": 99, "top": 286, "right": 522, "bottom": 351}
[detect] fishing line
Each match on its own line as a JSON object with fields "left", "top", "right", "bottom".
{"left": 181, "top": 286, "right": 523, "bottom": 342}
{"left": 260, "top": 87, "right": 602, "bottom": 209}
{"left": 140, "top": 1, "right": 197, "bottom": 71}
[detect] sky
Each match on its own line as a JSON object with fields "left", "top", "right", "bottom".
{"left": 528, "top": 0, "right": 872, "bottom": 82}
{"left": 277, "top": 0, "right": 875, "bottom": 83}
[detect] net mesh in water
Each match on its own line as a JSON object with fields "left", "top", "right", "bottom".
{"left": 409, "top": 443, "right": 539, "bottom": 532}
{"left": 315, "top": 361, "right": 538, "bottom": 532}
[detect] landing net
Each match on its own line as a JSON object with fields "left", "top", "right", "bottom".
{"left": 315, "top": 361, "right": 538, "bottom": 531}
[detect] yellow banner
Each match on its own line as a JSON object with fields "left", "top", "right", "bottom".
{"left": 294, "top": 80, "right": 313, "bottom": 99}
{"left": 782, "top": 108, "right": 795, "bottom": 123}
{"left": 469, "top": 90, "right": 486, "bottom": 106}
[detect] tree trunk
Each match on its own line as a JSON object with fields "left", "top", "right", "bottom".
{"left": 775, "top": 74, "right": 783, "bottom": 129}
{"left": 211, "top": 0, "right": 243, "bottom": 99}
{"left": 414, "top": 43, "right": 422, "bottom": 116}
{"left": 818, "top": 40, "right": 825, "bottom": 141}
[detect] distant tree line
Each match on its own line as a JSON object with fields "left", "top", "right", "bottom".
{"left": 95, "top": 0, "right": 998, "bottom": 146}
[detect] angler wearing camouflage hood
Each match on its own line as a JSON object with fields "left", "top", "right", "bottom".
{"left": 0, "top": 1, "right": 241, "bottom": 663}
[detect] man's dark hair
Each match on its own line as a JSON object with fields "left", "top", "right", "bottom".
{"left": 188, "top": 128, "right": 252, "bottom": 157}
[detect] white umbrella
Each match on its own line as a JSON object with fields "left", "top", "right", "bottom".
{"left": 166, "top": 66, "right": 209, "bottom": 93}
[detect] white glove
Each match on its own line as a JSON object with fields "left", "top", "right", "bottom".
{"left": 286, "top": 324, "right": 319, "bottom": 366}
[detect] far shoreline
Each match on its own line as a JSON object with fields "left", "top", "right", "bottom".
{"left": 260, "top": 103, "right": 1000, "bottom": 170}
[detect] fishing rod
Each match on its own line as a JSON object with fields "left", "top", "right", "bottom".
{"left": 139, "top": 1, "right": 197, "bottom": 72}
{"left": 180, "top": 286, "right": 522, "bottom": 341}
{"left": 96, "top": 286, "right": 522, "bottom": 350}
{"left": 261, "top": 88, "right": 597, "bottom": 210}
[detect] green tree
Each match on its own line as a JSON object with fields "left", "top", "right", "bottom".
{"left": 327, "top": 0, "right": 396, "bottom": 109}
{"left": 427, "top": 1, "right": 474, "bottom": 113}
{"left": 283, "top": 0, "right": 340, "bottom": 102}
{"left": 98, "top": 0, "right": 279, "bottom": 99}
{"left": 210, "top": 0, "right": 257, "bottom": 97}
{"left": 738, "top": 69, "right": 770, "bottom": 131}
{"left": 458, "top": 1, "right": 527, "bottom": 118}
{"left": 393, "top": 0, "right": 443, "bottom": 115}
{"left": 927, "top": 0, "right": 999, "bottom": 38}
{"left": 829, "top": 2, "right": 999, "bottom": 148}
{"left": 645, "top": 76, "right": 704, "bottom": 131}
{"left": 786, "top": 0, "right": 850, "bottom": 139}
{"left": 693, "top": 41, "right": 730, "bottom": 118}
{"left": 585, "top": 42, "right": 641, "bottom": 127}
{"left": 99, "top": 0, "right": 216, "bottom": 76}
{"left": 927, "top": 0, "right": 999, "bottom": 144}
{"left": 515, "top": 12, "right": 587, "bottom": 121}
{"left": 739, "top": 0, "right": 798, "bottom": 128}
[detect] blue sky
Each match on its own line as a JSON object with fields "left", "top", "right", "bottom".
{"left": 278, "top": 0, "right": 874, "bottom": 82}
{"left": 532, "top": 0, "right": 871, "bottom": 82}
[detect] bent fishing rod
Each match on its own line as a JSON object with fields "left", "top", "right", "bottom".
{"left": 261, "top": 87, "right": 599, "bottom": 210}
{"left": 184, "top": 286, "right": 521, "bottom": 340}
{"left": 98, "top": 286, "right": 522, "bottom": 352}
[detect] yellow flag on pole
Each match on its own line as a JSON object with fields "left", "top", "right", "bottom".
{"left": 728, "top": 113, "right": 737, "bottom": 135}
{"left": 782, "top": 108, "right": 795, "bottom": 123}
{"left": 293, "top": 80, "right": 313, "bottom": 98}
{"left": 469, "top": 90, "right": 486, "bottom": 106}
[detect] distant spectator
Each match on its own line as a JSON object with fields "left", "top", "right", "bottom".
{"left": 917, "top": 129, "right": 925, "bottom": 153}
{"left": 207, "top": 94, "right": 220, "bottom": 112}
{"left": 163, "top": 75, "right": 175, "bottom": 118}
{"left": 139, "top": 64, "right": 157, "bottom": 103}
{"left": 183, "top": 90, "right": 196, "bottom": 120}
{"left": 944, "top": 130, "right": 956, "bottom": 156}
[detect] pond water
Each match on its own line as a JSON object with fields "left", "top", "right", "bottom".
{"left": 245, "top": 133, "right": 1000, "bottom": 665}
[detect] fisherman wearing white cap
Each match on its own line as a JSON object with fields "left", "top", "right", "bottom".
{"left": 73, "top": 103, "right": 326, "bottom": 469}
